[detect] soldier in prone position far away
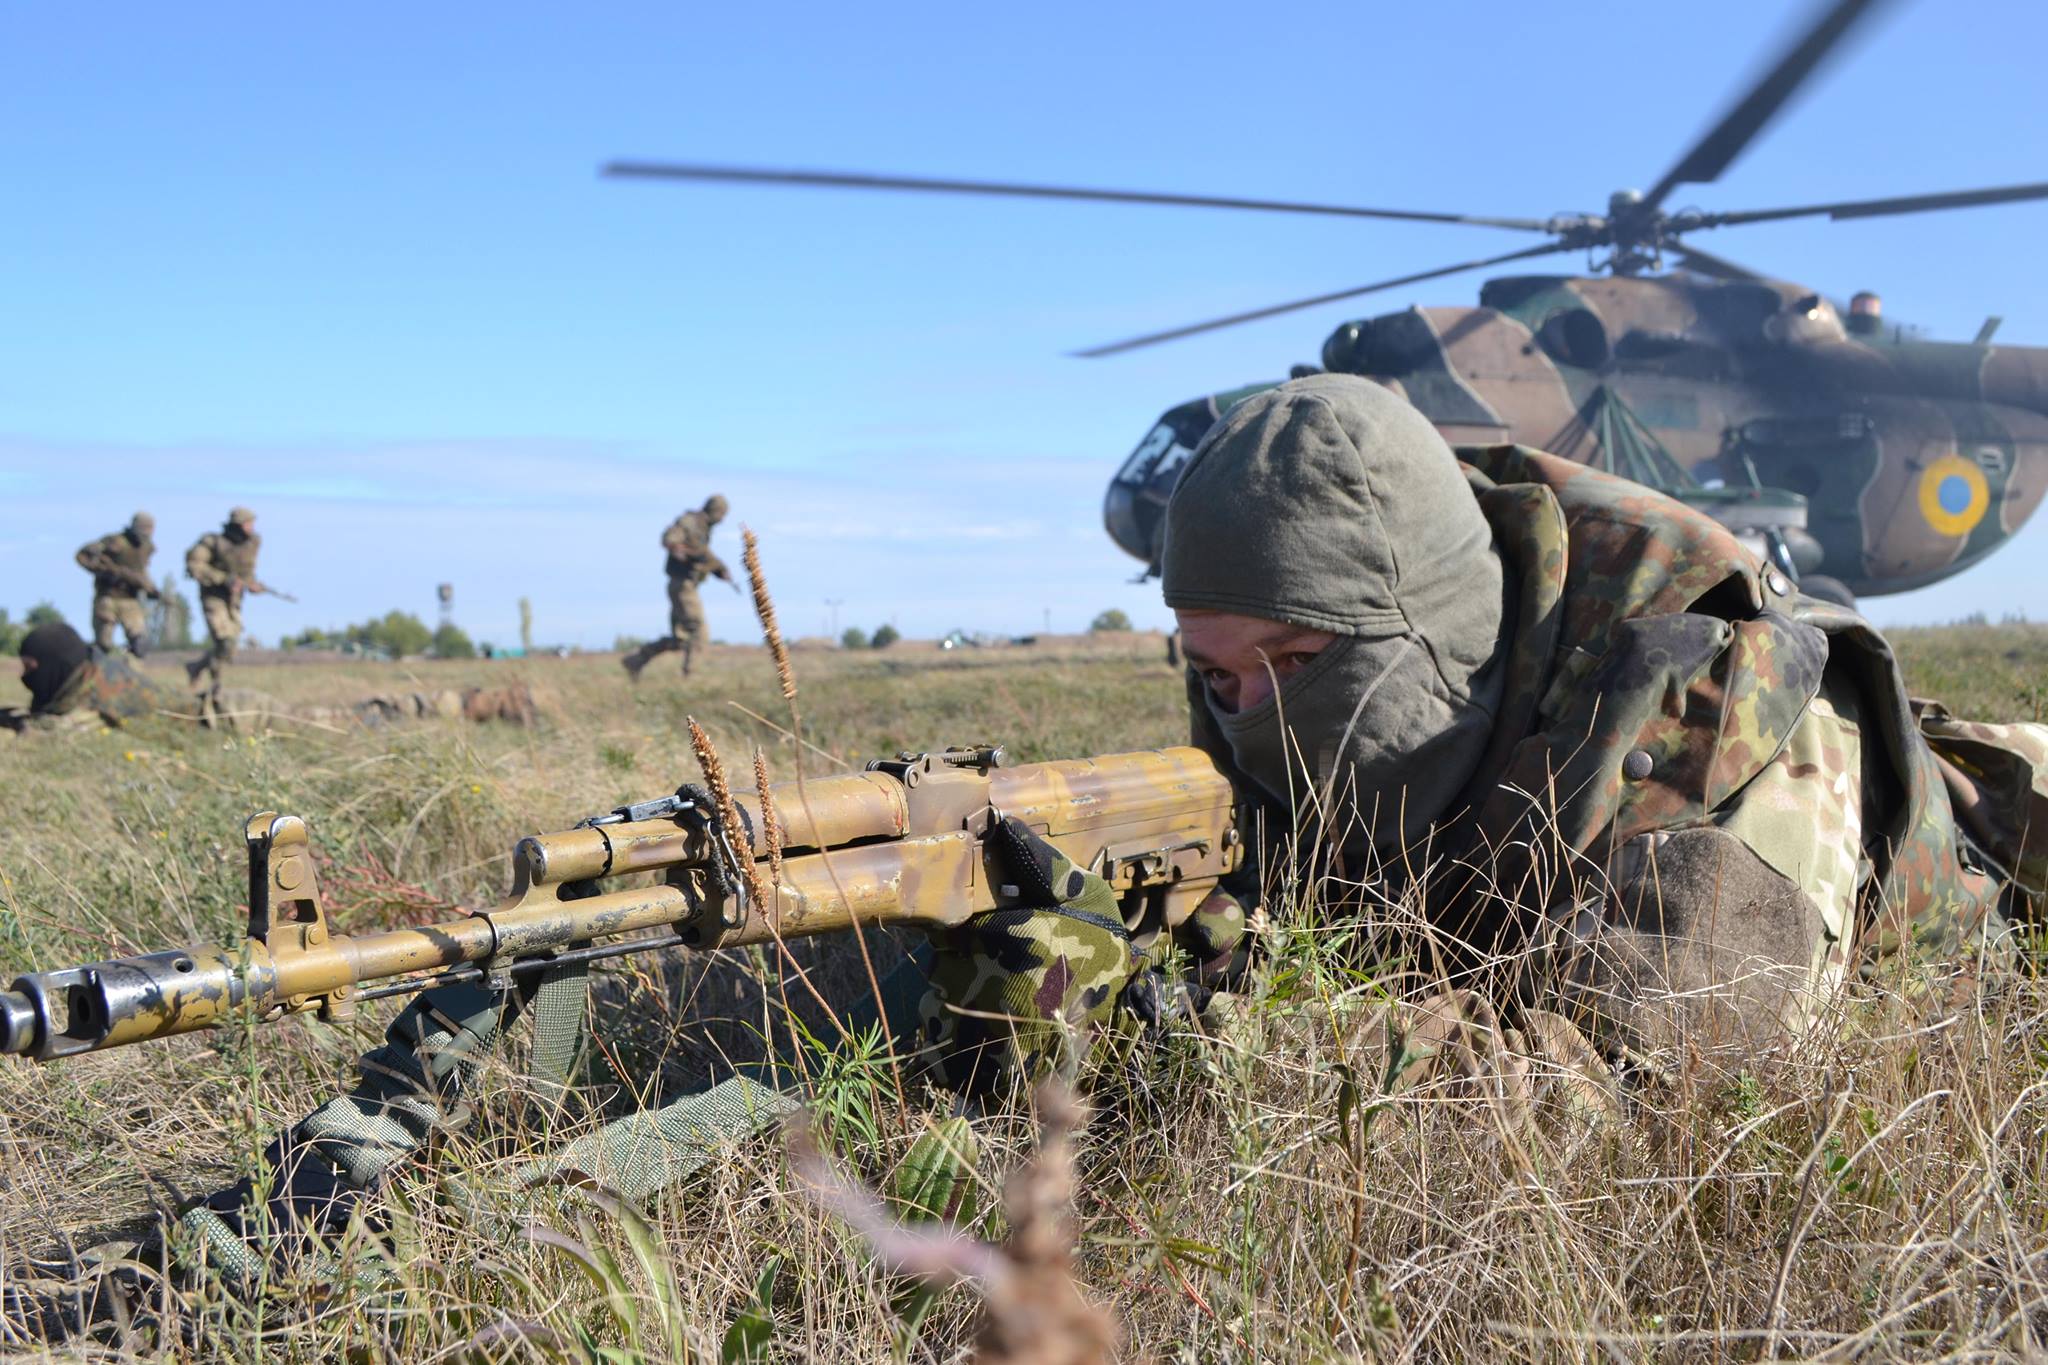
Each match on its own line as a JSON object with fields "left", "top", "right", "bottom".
{"left": 1, "top": 620, "right": 539, "bottom": 739}
{"left": 184, "top": 506, "right": 270, "bottom": 694}
{"left": 74, "top": 511, "right": 162, "bottom": 656}
{"left": 621, "top": 494, "right": 733, "bottom": 680}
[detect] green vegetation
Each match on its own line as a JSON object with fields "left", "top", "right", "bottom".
{"left": 840, "top": 625, "right": 870, "bottom": 651}
{"left": 150, "top": 575, "right": 195, "bottom": 649}
{"left": 1089, "top": 608, "right": 1133, "bottom": 632}
{"left": 282, "top": 609, "right": 436, "bottom": 658}
{"left": 432, "top": 622, "right": 477, "bottom": 659}
{"left": 0, "top": 626, "right": 2042, "bottom": 1357}
{"left": 869, "top": 622, "right": 901, "bottom": 649}
{"left": 0, "top": 603, "right": 65, "bottom": 654}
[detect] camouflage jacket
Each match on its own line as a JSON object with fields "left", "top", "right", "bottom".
{"left": 75, "top": 530, "right": 156, "bottom": 599}
{"left": 1441, "top": 444, "right": 2008, "bottom": 978}
{"left": 661, "top": 512, "right": 725, "bottom": 585}
{"left": 5, "top": 652, "right": 536, "bottom": 737}
{"left": 1196, "top": 444, "right": 2011, "bottom": 984}
{"left": 186, "top": 531, "right": 262, "bottom": 597}
{"left": 1, "top": 650, "right": 165, "bottom": 736}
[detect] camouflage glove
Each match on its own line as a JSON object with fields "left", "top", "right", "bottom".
{"left": 918, "top": 817, "right": 1140, "bottom": 1095}
{"left": 1176, "top": 883, "right": 1251, "bottom": 989}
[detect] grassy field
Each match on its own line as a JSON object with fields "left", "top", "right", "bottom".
{"left": 0, "top": 625, "right": 2043, "bottom": 1360}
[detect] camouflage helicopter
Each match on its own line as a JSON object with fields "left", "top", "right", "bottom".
{"left": 605, "top": 0, "right": 2048, "bottom": 607}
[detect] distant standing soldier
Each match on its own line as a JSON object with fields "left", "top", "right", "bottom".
{"left": 184, "top": 507, "right": 271, "bottom": 690}
{"left": 622, "top": 494, "right": 733, "bottom": 679}
{"left": 74, "top": 512, "right": 161, "bottom": 655}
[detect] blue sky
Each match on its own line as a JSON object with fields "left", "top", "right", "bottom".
{"left": 4, "top": 0, "right": 2045, "bottom": 646}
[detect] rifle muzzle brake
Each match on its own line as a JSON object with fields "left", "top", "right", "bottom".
{"left": 2, "top": 949, "right": 257, "bottom": 1061}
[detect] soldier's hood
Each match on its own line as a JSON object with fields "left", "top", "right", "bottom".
{"left": 20, "top": 622, "right": 90, "bottom": 713}
{"left": 1163, "top": 376, "right": 1510, "bottom": 861}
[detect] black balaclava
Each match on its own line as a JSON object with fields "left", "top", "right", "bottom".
{"left": 21, "top": 622, "right": 91, "bottom": 714}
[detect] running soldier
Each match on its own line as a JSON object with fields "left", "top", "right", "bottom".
{"left": 74, "top": 512, "right": 161, "bottom": 655}
{"left": 183, "top": 507, "right": 273, "bottom": 691}
{"left": 621, "top": 494, "right": 733, "bottom": 679}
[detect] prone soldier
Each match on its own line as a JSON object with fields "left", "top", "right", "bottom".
{"left": 183, "top": 507, "right": 271, "bottom": 692}
{"left": 3, "top": 620, "right": 539, "bottom": 738}
{"left": 74, "top": 512, "right": 161, "bottom": 656}
{"left": 622, "top": 494, "right": 733, "bottom": 680}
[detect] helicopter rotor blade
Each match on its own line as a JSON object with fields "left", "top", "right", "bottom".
{"left": 1669, "top": 243, "right": 1771, "bottom": 282}
{"left": 1693, "top": 181, "right": 2048, "bottom": 229}
{"left": 1071, "top": 241, "right": 1577, "bottom": 358}
{"left": 1642, "top": 0, "right": 1893, "bottom": 211}
{"left": 601, "top": 161, "right": 1555, "bottom": 231}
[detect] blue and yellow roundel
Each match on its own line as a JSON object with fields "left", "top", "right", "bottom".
{"left": 1918, "top": 454, "right": 1990, "bottom": 537}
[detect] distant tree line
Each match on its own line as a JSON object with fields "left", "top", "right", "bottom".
{"left": 0, "top": 604, "right": 65, "bottom": 655}
{"left": 282, "top": 611, "right": 475, "bottom": 660}
{"left": 840, "top": 623, "right": 901, "bottom": 650}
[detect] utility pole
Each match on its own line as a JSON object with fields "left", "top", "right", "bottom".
{"left": 825, "top": 598, "right": 845, "bottom": 638}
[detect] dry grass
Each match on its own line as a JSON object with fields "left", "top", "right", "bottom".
{"left": 0, "top": 626, "right": 2042, "bottom": 1360}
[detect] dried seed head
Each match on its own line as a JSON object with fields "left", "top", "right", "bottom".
{"left": 742, "top": 526, "right": 796, "bottom": 702}
{"left": 688, "top": 716, "right": 766, "bottom": 911}
{"left": 753, "top": 747, "right": 784, "bottom": 891}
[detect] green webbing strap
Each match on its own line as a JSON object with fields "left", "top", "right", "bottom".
{"left": 175, "top": 981, "right": 512, "bottom": 1282}
{"left": 511, "top": 1076, "right": 800, "bottom": 1204}
{"left": 527, "top": 958, "right": 593, "bottom": 1110}
{"left": 178, "top": 1204, "right": 266, "bottom": 1285}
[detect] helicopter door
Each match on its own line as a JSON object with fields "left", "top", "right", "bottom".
{"left": 1731, "top": 413, "right": 1881, "bottom": 584}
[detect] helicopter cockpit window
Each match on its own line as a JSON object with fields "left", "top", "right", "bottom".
{"left": 1763, "top": 292, "right": 1847, "bottom": 346}
{"left": 1534, "top": 307, "right": 1610, "bottom": 369}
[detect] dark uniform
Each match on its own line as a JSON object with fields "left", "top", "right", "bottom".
{"left": 622, "top": 495, "right": 731, "bottom": 679}
{"left": 75, "top": 512, "right": 160, "bottom": 655}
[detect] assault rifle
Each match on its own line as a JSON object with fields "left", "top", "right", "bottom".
{"left": 0, "top": 746, "right": 1241, "bottom": 1062}
{"left": 233, "top": 579, "right": 299, "bottom": 605}
{"left": 77, "top": 551, "right": 161, "bottom": 599}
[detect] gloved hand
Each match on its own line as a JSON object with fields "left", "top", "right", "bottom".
{"left": 1176, "top": 883, "right": 1251, "bottom": 989}
{"left": 917, "top": 817, "right": 1140, "bottom": 1095}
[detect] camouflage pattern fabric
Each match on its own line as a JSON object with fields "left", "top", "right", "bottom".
{"left": 1192, "top": 443, "right": 2030, "bottom": 1042}
{"left": 5, "top": 651, "right": 537, "bottom": 739}
{"left": 1915, "top": 701, "right": 2048, "bottom": 906}
{"left": 1, "top": 651, "right": 166, "bottom": 737}
{"left": 1451, "top": 447, "right": 2027, "bottom": 986}
{"left": 666, "top": 575, "right": 707, "bottom": 643}
{"left": 918, "top": 817, "right": 1138, "bottom": 1095}
{"left": 623, "top": 508, "right": 726, "bottom": 677}
{"left": 90, "top": 595, "right": 148, "bottom": 653}
{"left": 661, "top": 508, "right": 727, "bottom": 590}
{"left": 187, "top": 529, "right": 261, "bottom": 686}
{"left": 75, "top": 529, "right": 155, "bottom": 600}
{"left": 1437, "top": 446, "right": 2016, "bottom": 987}
{"left": 1178, "top": 884, "right": 1248, "bottom": 972}
{"left": 77, "top": 527, "right": 157, "bottom": 653}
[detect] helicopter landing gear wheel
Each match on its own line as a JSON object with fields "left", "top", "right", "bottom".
{"left": 1797, "top": 575, "right": 1857, "bottom": 610}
